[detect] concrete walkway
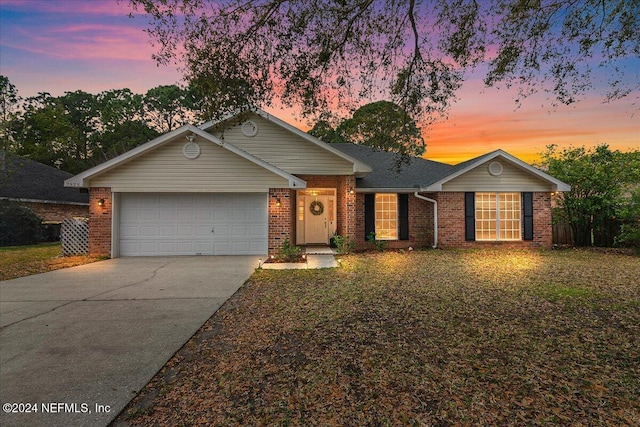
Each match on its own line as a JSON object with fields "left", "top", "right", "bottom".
{"left": 0, "top": 256, "right": 256, "bottom": 427}
{"left": 260, "top": 246, "right": 339, "bottom": 270}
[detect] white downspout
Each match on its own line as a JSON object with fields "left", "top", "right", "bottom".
{"left": 414, "top": 192, "right": 438, "bottom": 248}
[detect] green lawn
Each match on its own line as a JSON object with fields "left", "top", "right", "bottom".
{"left": 120, "top": 249, "right": 640, "bottom": 426}
{"left": 0, "top": 242, "right": 101, "bottom": 281}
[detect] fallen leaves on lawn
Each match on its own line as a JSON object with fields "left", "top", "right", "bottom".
{"left": 0, "top": 243, "right": 102, "bottom": 281}
{"left": 117, "top": 249, "right": 640, "bottom": 426}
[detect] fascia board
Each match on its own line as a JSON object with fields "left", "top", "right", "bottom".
{"left": 422, "top": 150, "right": 571, "bottom": 192}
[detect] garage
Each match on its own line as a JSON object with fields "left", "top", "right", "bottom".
{"left": 119, "top": 193, "right": 267, "bottom": 256}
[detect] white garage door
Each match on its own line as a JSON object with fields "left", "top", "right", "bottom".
{"left": 119, "top": 193, "right": 267, "bottom": 256}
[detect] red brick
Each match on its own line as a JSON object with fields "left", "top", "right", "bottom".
{"left": 88, "top": 188, "right": 112, "bottom": 257}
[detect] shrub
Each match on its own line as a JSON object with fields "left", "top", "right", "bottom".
{"left": 367, "top": 231, "right": 388, "bottom": 251}
{"left": 332, "top": 234, "right": 355, "bottom": 254}
{"left": 0, "top": 201, "right": 43, "bottom": 246}
{"left": 278, "top": 237, "right": 302, "bottom": 262}
{"left": 614, "top": 187, "right": 640, "bottom": 250}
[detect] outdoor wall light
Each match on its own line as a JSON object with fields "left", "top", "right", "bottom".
{"left": 276, "top": 198, "right": 281, "bottom": 207}
{"left": 98, "top": 198, "right": 105, "bottom": 207}
{"left": 349, "top": 187, "right": 355, "bottom": 195}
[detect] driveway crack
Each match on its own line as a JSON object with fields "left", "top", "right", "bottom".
{"left": 84, "top": 259, "right": 179, "bottom": 301}
{"left": 0, "top": 259, "right": 179, "bottom": 330}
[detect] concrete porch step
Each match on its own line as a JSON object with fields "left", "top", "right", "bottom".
{"left": 303, "top": 246, "right": 336, "bottom": 255}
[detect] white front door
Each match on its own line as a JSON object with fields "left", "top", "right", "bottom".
{"left": 305, "top": 195, "right": 329, "bottom": 244}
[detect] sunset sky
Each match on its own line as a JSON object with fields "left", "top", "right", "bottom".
{"left": 1, "top": 0, "right": 637, "bottom": 165}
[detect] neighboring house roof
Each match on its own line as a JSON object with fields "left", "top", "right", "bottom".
{"left": 199, "top": 108, "right": 372, "bottom": 176}
{"left": 0, "top": 153, "right": 89, "bottom": 205}
{"left": 65, "top": 125, "right": 306, "bottom": 190}
{"left": 333, "top": 144, "right": 570, "bottom": 192}
{"left": 332, "top": 143, "right": 454, "bottom": 192}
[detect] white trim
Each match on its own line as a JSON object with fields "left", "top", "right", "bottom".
{"left": 111, "top": 191, "right": 120, "bottom": 258}
{"left": 422, "top": 150, "right": 570, "bottom": 192}
{"left": 64, "top": 125, "right": 306, "bottom": 190}
{"left": 199, "top": 108, "right": 373, "bottom": 177}
{"left": 356, "top": 188, "right": 420, "bottom": 193}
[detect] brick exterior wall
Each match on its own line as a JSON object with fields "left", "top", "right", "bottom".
{"left": 295, "top": 175, "right": 357, "bottom": 237}
{"left": 18, "top": 201, "right": 88, "bottom": 222}
{"left": 86, "top": 186, "right": 552, "bottom": 258}
{"left": 435, "top": 192, "right": 467, "bottom": 247}
{"left": 267, "top": 175, "right": 357, "bottom": 256}
{"left": 268, "top": 188, "right": 293, "bottom": 256}
{"left": 532, "top": 192, "right": 553, "bottom": 247}
{"left": 88, "top": 187, "right": 112, "bottom": 257}
{"left": 350, "top": 191, "right": 553, "bottom": 251}
{"left": 436, "top": 191, "right": 553, "bottom": 249}
{"left": 354, "top": 192, "right": 435, "bottom": 250}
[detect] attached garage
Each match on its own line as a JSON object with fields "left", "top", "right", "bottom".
{"left": 118, "top": 193, "right": 267, "bottom": 256}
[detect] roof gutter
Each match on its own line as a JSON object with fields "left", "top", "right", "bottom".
{"left": 414, "top": 192, "right": 437, "bottom": 249}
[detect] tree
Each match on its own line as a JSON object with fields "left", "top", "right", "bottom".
{"left": 308, "top": 120, "right": 345, "bottom": 144}
{"left": 129, "top": 0, "right": 639, "bottom": 126}
{"left": 0, "top": 75, "right": 20, "bottom": 169}
{"left": 143, "top": 85, "right": 196, "bottom": 133}
{"left": 93, "top": 121, "right": 160, "bottom": 163}
{"left": 97, "top": 88, "right": 144, "bottom": 132}
{"left": 337, "top": 101, "right": 424, "bottom": 160}
{"left": 92, "top": 88, "right": 158, "bottom": 163}
{"left": 59, "top": 90, "right": 100, "bottom": 164}
{"left": 11, "top": 93, "right": 83, "bottom": 172}
{"left": 539, "top": 144, "right": 640, "bottom": 247}
{"left": 615, "top": 186, "right": 640, "bottom": 249}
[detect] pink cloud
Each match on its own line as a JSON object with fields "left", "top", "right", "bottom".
{"left": 4, "top": 23, "right": 155, "bottom": 61}
{"left": 1, "top": 0, "right": 135, "bottom": 16}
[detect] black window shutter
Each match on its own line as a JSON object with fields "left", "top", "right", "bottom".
{"left": 398, "top": 194, "right": 409, "bottom": 240}
{"left": 465, "top": 192, "right": 475, "bottom": 241}
{"left": 522, "top": 192, "right": 534, "bottom": 240}
{"left": 364, "top": 194, "right": 375, "bottom": 241}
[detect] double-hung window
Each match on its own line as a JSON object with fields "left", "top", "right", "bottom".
{"left": 475, "top": 192, "right": 521, "bottom": 241}
{"left": 364, "top": 193, "right": 409, "bottom": 241}
{"left": 375, "top": 193, "right": 398, "bottom": 240}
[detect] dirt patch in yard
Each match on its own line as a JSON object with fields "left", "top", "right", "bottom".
{"left": 115, "top": 249, "right": 640, "bottom": 426}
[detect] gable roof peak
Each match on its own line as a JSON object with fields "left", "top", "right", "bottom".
{"left": 199, "top": 109, "right": 372, "bottom": 176}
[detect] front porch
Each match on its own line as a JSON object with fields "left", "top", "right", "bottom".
{"left": 267, "top": 175, "right": 356, "bottom": 256}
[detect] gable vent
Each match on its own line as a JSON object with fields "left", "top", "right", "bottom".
{"left": 488, "top": 161, "right": 503, "bottom": 176}
{"left": 241, "top": 120, "right": 258, "bottom": 137}
{"left": 183, "top": 142, "right": 201, "bottom": 160}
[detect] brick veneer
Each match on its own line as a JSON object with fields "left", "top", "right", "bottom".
{"left": 88, "top": 187, "right": 112, "bottom": 257}
{"left": 268, "top": 175, "right": 357, "bottom": 255}
{"left": 268, "top": 188, "right": 293, "bottom": 256}
{"left": 354, "top": 192, "right": 435, "bottom": 250}
{"left": 19, "top": 201, "right": 88, "bottom": 222}
{"left": 436, "top": 191, "right": 553, "bottom": 248}
{"left": 351, "top": 191, "right": 553, "bottom": 250}
{"left": 295, "top": 174, "right": 357, "bottom": 237}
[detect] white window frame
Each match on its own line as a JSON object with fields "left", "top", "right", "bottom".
{"left": 375, "top": 193, "right": 398, "bottom": 240}
{"left": 475, "top": 192, "right": 521, "bottom": 241}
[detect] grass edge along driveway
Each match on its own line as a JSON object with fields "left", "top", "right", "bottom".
{"left": 117, "top": 248, "right": 640, "bottom": 426}
{"left": 0, "top": 243, "right": 101, "bottom": 281}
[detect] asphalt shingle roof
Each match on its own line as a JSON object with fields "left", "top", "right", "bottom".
{"left": 0, "top": 153, "right": 89, "bottom": 204}
{"left": 331, "top": 143, "right": 455, "bottom": 190}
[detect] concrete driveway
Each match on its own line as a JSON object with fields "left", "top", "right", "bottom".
{"left": 0, "top": 256, "right": 257, "bottom": 427}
